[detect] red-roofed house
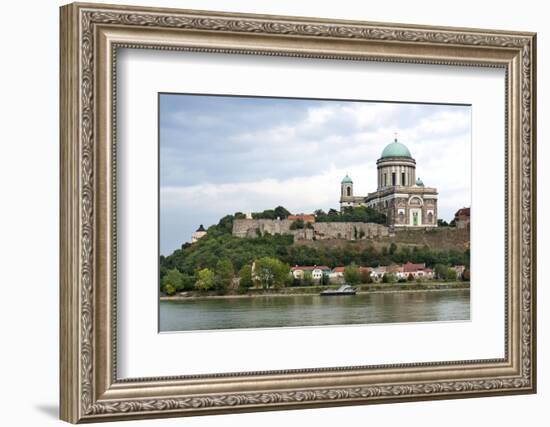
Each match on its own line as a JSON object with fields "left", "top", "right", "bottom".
{"left": 288, "top": 214, "right": 315, "bottom": 223}
{"left": 371, "top": 266, "right": 387, "bottom": 281}
{"left": 329, "top": 266, "right": 345, "bottom": 283}
{"left": 399, "top": 262, "right": 434, "bottom": 279}
{"left": 454, "top": 207, "right": 470, "bottom": 229}
{"left": 449, "top": 265, "right": 466, "bottom": 279}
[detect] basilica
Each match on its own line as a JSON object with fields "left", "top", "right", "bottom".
{"left": 340, "top": 138, "right": 438, "bottom": 227}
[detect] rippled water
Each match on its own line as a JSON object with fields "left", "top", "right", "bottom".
{"left": 159, "top": 289, "right": 470, "bottom": 332}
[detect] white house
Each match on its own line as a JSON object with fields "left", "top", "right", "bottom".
{"left": 290, "top": 265, "right": 331, "bottom": 281}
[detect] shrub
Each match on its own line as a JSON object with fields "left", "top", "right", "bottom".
{"left": 238, "top": 264, "right": 253, "bottom": 289}
{"left": 302, "top": 270, "right": 313, "bottom": 286}
{"left": 162, "top": 282, "right": 177, "bottom": 296}
{"left": 382, "top": 273, "right": 396, "bottom": 283}
{"left": 446, "top": 268, "right": 458, "bottom": 281}
{"left": 360, "top": 269, "right": 372, "bottom": 284}
{"left": 195, "top": 268, "right": 215, "bottom": 291}
{"left": 434, "top": 264, "right": 448, "bottom": 280}
{"left": 215, "top": 258, "right": 234, "bottom": 291}
{"left": 161, "top": 268, "right": 184, "bottom": 291}
{"left": 291, "top": 277, "right": 302, "bottom": 287}
{"left": 290, "top": 219, "right": 305, "bottom": 230}
{"left": 344, "top": 264, "right": 361, "bottom": 285}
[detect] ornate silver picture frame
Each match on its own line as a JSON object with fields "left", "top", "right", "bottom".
{"left": 60, "top": 2, "right": 536, "bottom": 423}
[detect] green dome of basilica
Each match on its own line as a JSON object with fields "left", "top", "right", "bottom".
{"left": 381, "top": 139, "right": 412, "bottom": 159}
{"left": 341, "top": 174, "right": 353, "bottom": 184}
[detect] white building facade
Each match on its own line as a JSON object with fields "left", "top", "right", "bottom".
{"left": 340, "top": 138, "right": 438, "bottom": 227}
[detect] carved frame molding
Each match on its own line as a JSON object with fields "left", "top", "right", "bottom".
{"left": 60, "top": 2, "right": 536, "bottom": 423}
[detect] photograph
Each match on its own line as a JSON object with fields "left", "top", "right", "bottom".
{"left": 158, "top": 94, "right": 472, "bottom": 332}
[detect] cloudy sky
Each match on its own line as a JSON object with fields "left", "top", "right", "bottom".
{"left": 160, "top": 94, "right": 471, "bottom": 255}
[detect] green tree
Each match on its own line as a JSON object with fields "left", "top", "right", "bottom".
{"left": 446, "top": 268, "right": 458, "bottom": 281}
{"left": 360, "top": 268, "right": 373, "bottom": 284}
{"left": 290, "top": 219, "right": 305, "bottom": 230}
{"left": 382, "top": 272, "right": 396, "bottom": 283}
{"left": 238, "top": 264, "right": 253, "bottom": 289}
{"left": 291, "top": 277, "right": 302, "bottom": 287}
{"left": 215, "top": 258, "right": 234, "bottom": 291}
{"left": 274, "top": 206, "right": 291, "bottom": 219}
{"left": 302, "top": 270, "right": 313, "bottom": 286}
{"left": 217, "top": 214, "right": 236, "bottom": 234}
{"left": 161, "top": 268, "right": 184, "bottom": 291}
{"left": 195, "top": 268, "right": 215, "bottom": 291}
{"left": 344, "top": 264, "right": 361, "bottom": 285}
{"left": 162, "top": 282, "right": 177, "bottom": 296}
{"left": 254, "top": 257, "right": 290, "bottom": 289}
{"left": 434, "top": 264, "right": 448, "bottom": 280}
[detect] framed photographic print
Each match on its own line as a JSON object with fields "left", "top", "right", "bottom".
{"left": 60, "top": 2, "right": 537, "bottom": 423}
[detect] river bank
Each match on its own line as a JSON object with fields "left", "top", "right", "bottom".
{"left": 160, "top": 281, "right": 469, "bottom": 301}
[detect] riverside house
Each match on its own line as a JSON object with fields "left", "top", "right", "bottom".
{"left": 449, "top": 264, "right": 466, "bottom": 279}
{"left": 291, "top": 262, "right": 453, "bottom": 284}
{"left": 330, "top": 266, "right": 371, "bottom": 283}
{"left": 290, "top": 265, "right": 331, "bottom": 281}
{"left": 398, "top": 262, "right": 434, "bottom": 280}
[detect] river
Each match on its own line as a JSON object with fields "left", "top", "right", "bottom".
{"left": 159, "top": 289, "right": 470, "bottom": 332}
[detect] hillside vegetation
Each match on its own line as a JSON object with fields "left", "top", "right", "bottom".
{"left": 160, "top": 210, "right": 470, "bottom": 288}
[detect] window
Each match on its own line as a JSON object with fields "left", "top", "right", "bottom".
{"left": 401, "top": 172, "right": 405, "bottom": 186}
{"left": 384, "top": 173, "right": 387, "bottom": 186}
{"left": 347, "top": 186, "right": 351, "bottom": 196}
{"left": 392, "top": 172, "right": 396, "bottom": 186}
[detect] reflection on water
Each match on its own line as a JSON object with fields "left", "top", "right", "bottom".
{"left": 159, "top": 290, "right": 470, "bottom": 332}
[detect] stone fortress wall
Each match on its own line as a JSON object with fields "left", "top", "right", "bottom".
{"left": 232, "top": 219, "right": 390, "bottom": 241}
